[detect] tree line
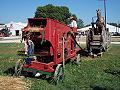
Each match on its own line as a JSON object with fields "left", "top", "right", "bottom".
{"left": 35, "top": 4, "right": 84, "bottom": 29}
{"left": 108, "top": 23, "right": 120, "bottom": 28}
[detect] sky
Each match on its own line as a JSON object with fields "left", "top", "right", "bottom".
{"left": 0, "top": 0, "right": 120, "bottom": 25}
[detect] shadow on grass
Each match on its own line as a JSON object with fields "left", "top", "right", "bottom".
{"left": 77, "top": 49, "right": 89, "bottom": 57}
{"left": 3, "top": 67, "right": 56, "bottom": 84}
{"left": 4, "top": 67, "right": 15, "bottom": 76}
{"left": 104, "top": 68, "right": 120, "bottom": 77}
{"left": 22, "top": 72, "right": 57, "bottom": 85}
{"left": 3, "top": 67, "right": 34, "bottom": 78}
{"left": 90, "top": 85, "right": 113, "bottom": 90}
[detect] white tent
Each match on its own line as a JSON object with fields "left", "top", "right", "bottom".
{"left": 78, "top": 26, "right": 92, "bottom": 32}
{"left": 6, "top": 21, "right": 27, "bottom": 36}
{"left": 77, "top": 24, "right": 120, "bottom": 34}
{"left": 106, "top": 24, "right": 120, "bottom": 33}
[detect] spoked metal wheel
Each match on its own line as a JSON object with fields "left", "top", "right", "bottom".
{"left": 14, "top": 59, "right": 24, "bottom": 77}
{"left": 50, "top": 64, "right": 64, "bottom": 85}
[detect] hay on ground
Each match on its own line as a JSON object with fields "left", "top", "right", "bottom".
{"left": 0, "top": 76, "right": 30, "bottom": 90}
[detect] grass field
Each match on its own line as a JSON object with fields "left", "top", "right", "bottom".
{"left": 0, "top": 43, "right": 120, "bottom": 90}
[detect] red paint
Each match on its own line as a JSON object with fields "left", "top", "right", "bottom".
{"left": 22, "top": 18, "right": 80, "bottom": 73}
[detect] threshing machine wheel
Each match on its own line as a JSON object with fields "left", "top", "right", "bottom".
{"left": 14, "top": 59, "right": 24, "bottom": 76}
{"left": 53, "top": 64, "right": 64, "bottom": 85}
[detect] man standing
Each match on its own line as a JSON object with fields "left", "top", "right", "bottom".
{"left": 24, "top": 36, "right": 34, "bottom": 56}
{"left": 69, "top": 16, "right": 77, "bottom": 28}
{"left": 69, "top": 16, "right": 78, "bottom": 48}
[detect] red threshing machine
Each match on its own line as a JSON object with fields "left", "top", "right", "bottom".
{"left": 15, "top": 18, "right": 81, "bottom": 84}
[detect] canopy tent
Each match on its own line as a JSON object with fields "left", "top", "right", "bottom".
{"left": 6, "top": 21, "right": 27, "bottom": 36}
{"left": 77, "top": 24, "right": 120, "bottom": 33}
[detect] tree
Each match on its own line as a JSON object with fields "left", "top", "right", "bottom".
{"left": 108, "top": 22, "right": 120, "bottom": 29}
{"left": 77, "top": 19, "right": 84, "bottom": 29}
{"left": 108, "top": 23, "right": 118, "bottom": 27}
{"left": 84, "top": 24, "right": 91, "bottom": 27}
{"left": 119, "top": 24, "right": 120, "bottom": 28}
{"left": 35, "top": 4, "right": 84, "bottom": 27}
{"left": 35, "top": 4, "right": 71, "bottom": 24}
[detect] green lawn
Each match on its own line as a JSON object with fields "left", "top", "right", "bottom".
{"left": 0, "top": 43, "right": 120, "bottom": 90}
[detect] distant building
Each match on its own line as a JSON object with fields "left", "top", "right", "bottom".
{"left": 6, "top": 21, "right": 27, "bottom": 36}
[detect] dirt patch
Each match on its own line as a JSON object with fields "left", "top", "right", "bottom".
{"left": 0, "top": 76, "right": 30, "bottom": 90}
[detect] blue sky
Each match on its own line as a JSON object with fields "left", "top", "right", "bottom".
{"left": 0, "top": 0, "right": 120, "bottom": 25}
